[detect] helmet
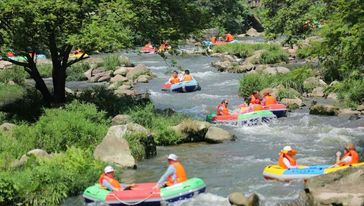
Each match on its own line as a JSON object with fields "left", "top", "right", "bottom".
{"left": 282, "top": 146, "right": 297, "bottom": 155}
{"left": 104, "top": 165, "right": 114, "bottom": 174}
{"left": 283, "top": 146, "right": 293, "bottom": 151}
{"left": 168, "top": 154, "right": 178, "bottom": 161}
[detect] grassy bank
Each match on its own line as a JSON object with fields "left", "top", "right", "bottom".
{"left": 239, "top": 67, "right": 312, "bottom": 99}
{"left": 0, "top": 87, "right": 190, "bottom": 205}
{"left": 213, "top": 43, "right": 288, "bottom": 64}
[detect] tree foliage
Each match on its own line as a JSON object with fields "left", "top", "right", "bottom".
{"left": 259, "top": 0, "right": 327, "bottom": 45}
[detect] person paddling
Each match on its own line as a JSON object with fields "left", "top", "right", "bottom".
{"left": 153, "top": 154, "right": 187, "bottom": 189}
{"left": 335, "top": 143, "right": 360, "bottom": 166}
{"left": 99, "top": 166, "right": 134, "bottom": 191}
{"left": 169, "top": 70, "right": 180, "bottom": 84}
{"left": 278, "top": 146, "right": 298, "bottom": 169}
{"left": 225, "top": 33, "right": 234, "bottom": 42}
{"left": 216, "top": 99, "right": 230, "bottom": 116}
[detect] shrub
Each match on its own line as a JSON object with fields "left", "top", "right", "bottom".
{"left": 258, "top": 44, "right": 288, "bottom": 64}
{"left": 0, "top": 147, "right": 105, "bottom": 206}
{"left": 37, "top": 64, "right": 52, "bottom": 78}
{"left": 325, "top": 78, "right": 364, "bottom": 107}
{"left": 128, "top": 104, "right": 184, "bottom": 145}
{"left": 10, "top": 101, "right": 109, "bottom": 153}
{"left": 0, "top": 84, "right": 24, "bottom": 104}
{"left": 239, "top": 67, "right": 313, "bottom": 98}
{"left": 124, "top": 132, "right": 146, "bottom": 160}
{"left": 0, "top": 66, "right": 27, "bottom": 85}
{"left": 67, "top": 62, "right": 90, "bottom": 81}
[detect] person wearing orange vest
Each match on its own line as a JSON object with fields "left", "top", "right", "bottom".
{"left": 210, "top": 36, "right": 217, "bottom": 44}
{"left": 216, "top": 99, "right": 230, "bottom": 116}
{"left": 278, "top": 146, "right": 298, "bottom": 169}
{"left": 261, "top": 91, "right": 277, "bottom": 106}
{"left": 335, "top": 143, "right": 360, "bottom": 166}
{"left": 169, "top": 70, "right": 180, "bottom": 84}
{"left": 225, "top": 33, "right": 234, "bottom": 42}
{"left": 249, "top": 91, "right": 263, "bottom": 111}
{"left": 182, "top": 70, "right": 193, "bottom": 81}
{"left": 239, "top": 98, "right": 250, "bottom": 113}
{"left": 154, "top": 154, "right": 188, "bottom": 188}
{"left": 98, "top": 166, "right": 134, "bottom": 191}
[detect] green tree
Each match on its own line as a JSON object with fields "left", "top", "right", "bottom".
{"left": 0, "top": 0, "right": 134, "bottom": 103}
{"left": 319, "top": 0, "right": 364, "bottom": 81}
{"left": 259, "top": 0, "right": 327, "bottom": 46}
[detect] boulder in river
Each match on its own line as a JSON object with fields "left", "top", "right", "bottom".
{"left": 281, "top": 97, "right": 303, "bottom": 108}
{"left": 113, "top": 66, "right": 128, "bottom": 76}
{"left": 228, "top": 192, "right": 259, "bottom": 206}
{"left": 172, "top": 120, "right": 211, "bottom": 142}
{"left": 126, "top": 64, "right": 150, "bottom": 80}
{"left": 211, "top": 60, "right": 234, "bottom": 72}
{"left": 337, "top": 108, "right": 361, "bottom": 118}
{"left": 97, "top": 70, "right": 112, "bottom": 82}
{"left": 94, "top": 125, "right": 136, "bottom": 168}
{"left": 309, "top": 103, "right": 339, "bottom": 116}
{"left": 205, "top": 126, "right": 235, "bottom": 143}
{"left": 110, "top": 74, "right": 128, "bottom": 83}
{"left": 304, "top": 166, "right": 364, "bottom": 206}
{"left": 245, "top": 28, "right": 262, "bottom": 37}
{"left": 136, "top": 75, "right": 150, "bottom": 83}
{"left": 309, "top": 87, "right": 325, "bottom": 97}
{"left": 262, "top": 66, "right": 290, "bottom": 75}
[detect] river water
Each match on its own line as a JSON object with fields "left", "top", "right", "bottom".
{"left": 65, "top": 52, "right": 363, "bottom": 206}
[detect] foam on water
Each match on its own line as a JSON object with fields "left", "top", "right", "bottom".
{"left": 192, "top": 71, "right": 216, "bottom": 78}
{"left": 177, "top": 193, "right": 229, "bottom": 206}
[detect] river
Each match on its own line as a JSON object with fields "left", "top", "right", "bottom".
{"left": 64, "top": 52, "right": 364, "bottom": 206}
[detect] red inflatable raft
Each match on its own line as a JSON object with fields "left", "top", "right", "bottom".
{"left": 262, "top": 103, "right": 287, "bottom": 118}
{"left": 140, "top": 47, "right": 156, "bottom": 53}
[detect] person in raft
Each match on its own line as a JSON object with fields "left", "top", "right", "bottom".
{"left": 153, "top": 154, "right": 187, "bottom": 189}
{"left": 239, "top": 98, "right": 249, "bottom": 113}
{"left": 261, "top": 91, "right": 277, "bottom": 106}
{"left": 216, "top": 99, "right": 230, "bottom": 116}
{"left": 278, "top": 146, "right": 298, "bottom": 169}
{"left": 249, "top": 91, "right": 263, "bottom": 111}
{"left": 181, "top": 70, "right": 194, "bottom": 81}
{"left": 144, "top": 41, "right": 154, "bottom": 49}
{"left": 225, "top": 33, "right": 234, "bottom": 42}
{"left": 99, "top": 166, "right": 134, "bottom": 191}
{"left": 168, "top": 70, "right": 180, "bottom": 84}
{"left": 335, "top": 143, "right": 360, "bottom": 167}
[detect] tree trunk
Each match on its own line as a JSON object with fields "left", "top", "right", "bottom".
{"left": 52, "top": 64, "right": 66, "bottom": 103}
{"left": 28, "top": 64, "right": 53, "bottom": 103}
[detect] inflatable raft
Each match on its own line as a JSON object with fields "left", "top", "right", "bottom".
{"left": 263, "top": 103, "right": 287, "bottom": 118}
{"left": 263, "top": 162, "right": 364, "bottom": 181}
{"left": 83, "top": 178, "right": 206, "bottom": 206}
{"left": 69, "top": 53, "right": 88, "bottom": 58}
{"left": 162, "top": 79, "right": 201, "bottom": 93}
{"left": 140, "top": 47, "right": 155, "bottom": 54}
{"left": 206, "top": 110, "right": 276, "bottom": 127}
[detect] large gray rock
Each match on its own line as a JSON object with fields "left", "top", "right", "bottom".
{"left": 114, "top": 67, "right": 128, "bottom": 76}
{"left": 0, "top": 61, "right": 13, "bottom": 69}
{"left": 110, "top": 74, "right": 128, "bottom": 83}
{"left": 309, "top": 87, "right": 325, "bottom": 97}
{"left": 263, "top": 66, "right": 290, "bottom": 75}
{"left": 228, "top": 192, "right": 259, "bottom": 206}
{"left": 0, "top": 123, "right": 16, "bottom": 132}
{"left": 211, "top": 60, "right": 234, "bottom": 72}
{"left": 11, "top": 149, "right": 49, "bottom": 168}
{"left": 281, "top": 97, "right": 303, "bottom": 108}
{"left": 112, "top": 115, "right": 131, "bottom": 125}
{"left": 337, "top": 108, "right": 361, "bottom": 117}
{"left": 327, "top": 93, "right": 338, "bottom": 101}
{"left": 205, "top": 126, "right": 234, "bottom": 143}
{"left": 94, "top": 125, "right": 136, "bottom": 168}
{"left": 246, "top": 28, "right": 262, "bottom": 37}
{"left": 309, "top": 104, "right": 339, "bottom": 116}
{"left": 84, "top": 68, "right": 93, "bottom": 80}
{"left": 172, "top": 120, "right": 211, "bottom": 142}
{"left": 303, "top": 77, "right": 327, "bottom": 92}
{"left": 89, "top": 72, "right": 104, "bottom": 83}
{"left": 136, "top": 75, "right": 149, "bottom": 83}
{"left": 305, "top": 166, "right": 364, "bottom": 206}
{"left": 97, "top": 71, "right": 112, "bottom": 82}
{"left": 126, "top": 64, "right": 150, "bottom": 80}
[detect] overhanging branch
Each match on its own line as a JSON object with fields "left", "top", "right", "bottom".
{"left": 2, "top": 57, "right": 29, "bottom": 67}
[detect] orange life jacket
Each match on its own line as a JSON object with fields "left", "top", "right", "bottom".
{"left": 225, "top": 34, "right": 234, "bottom": 42}
{"left": 250, "top": 95, "right": 260, "bottom": 104}
{"left": 183, "top": 74, "right": 193, "bottom": 81}
{"left": 210, "top": 36, "right": 217, "bottom": 44}
{"left": 98, "top": 173, "right": 121, "bottom": 190}
{"left": 264, "top": 95, "right": 277, "bottom": 106}
{"left": 169, "top": 76, "right": 180, "bottom": 84}
{"left": 166, "top": 162, "right": 187, "bottom": 186}
{"left": 278, "top": 152, "right": 297, "bottom": 169}
{"left": 339, "top": 149, "right": 360, "bottom": 166}
{"left": 216, "top": 104, "right": 230, "bottom": 116}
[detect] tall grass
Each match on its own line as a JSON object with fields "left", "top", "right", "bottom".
{"left": 0, "top": 66, "right": 27, "bottom": 85}
{"left": 0, "top": 84, "right": 24, "bottom": 104}
{"left": 67, "top": 62, "right": 90, "bottom": 81}
{"left": 258, "top": 44, "right": 289, "bottom": 64}
{"left": 325, "top": 77, "right": 364, "bottom": 107}
{"left": 99, "top": 55, "right": 130, "bottom": 71}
